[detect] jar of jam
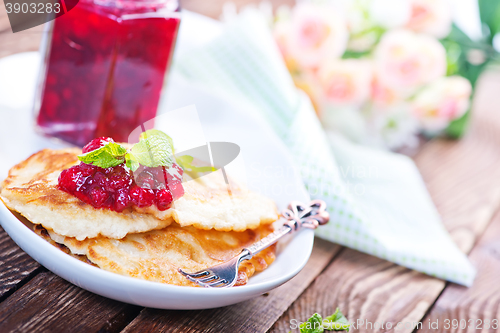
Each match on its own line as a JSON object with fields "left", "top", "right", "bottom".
{"left": 34, "top": 0, "right": 180, "bottom": 146}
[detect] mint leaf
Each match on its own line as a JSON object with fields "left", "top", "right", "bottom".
{"left": 323, "top": 308, "right": 350, "bottom": 331}
{"left": 125, "top": 152, "right": 140, "bottom": 172}
{"left": 300, "top": 313, "right": 324, "bottom": 333}
{"left": 78, "top": 142, "right": 127, "bottom": 168}
{"left": 129, "top": 129, "right": 175, "bottom": 170}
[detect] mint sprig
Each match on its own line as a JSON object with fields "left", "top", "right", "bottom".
{"left": 298, "top": 309, "right": 350, "bottom": 333}
{"left": 323, "top": 308, "right": 350, "bottom": 331}
{"left": 299, "top": 313, "right": 324, "bottom": 333}
{"left": 77, "top": 129, "right": 176, "bottom": 172}
{"left": 78, "top": 142, "right": 127, "bottom": 168}
{"left": 129, "top": 129, "right": 175, "bottom": 170}
{"left": 125, "top": 152, "right": 140, "bottom": 171}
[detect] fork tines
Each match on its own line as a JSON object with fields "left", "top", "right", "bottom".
{"left": 179, "top": 269, "right": 232, "bottom": 288}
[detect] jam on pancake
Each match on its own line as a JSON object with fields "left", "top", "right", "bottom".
{"left": 58, "top": 137, "right": 184, "bottom": 212}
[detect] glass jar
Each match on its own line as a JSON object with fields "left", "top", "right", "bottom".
{"left": 34, "top": 0, "right": 180, "bottom": 146}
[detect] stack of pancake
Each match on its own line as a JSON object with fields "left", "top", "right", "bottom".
{"left": 0, "top": 148, "right": 279, "bottom": 287}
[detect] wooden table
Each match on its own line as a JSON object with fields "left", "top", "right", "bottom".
{"left": 1, "top": 1, "right": 500, "bottom": 332}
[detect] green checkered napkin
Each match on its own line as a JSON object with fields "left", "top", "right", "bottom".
{"left": 172, "top": 11, "right": 476, "bottom": 286}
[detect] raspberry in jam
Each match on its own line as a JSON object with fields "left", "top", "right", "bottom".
{"left": 82, "top": 137, "right": 114, "bottom": 154}
{"left": 59, "top": 137, "right": 184, "bottom": 212}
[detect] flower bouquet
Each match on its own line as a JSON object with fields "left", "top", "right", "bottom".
{"left": 269, "top": 0, "right": 500, "bottom": 150}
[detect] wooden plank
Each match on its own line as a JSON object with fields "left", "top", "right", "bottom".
{"left": 270, "top": 71, "right": 500, "bottom": 333}
{"left": 120, "top": 239, "right": 341, "bottom": 333}
{"left": 0, "top": 226, "right": 40, "bottom": 301}
{"left": 0, "top": 0, "right": 45, "bottom": 57}
{"left": 0, "top": 271, "right": 142, "bottom": 332}
{"left": 418, "top": 208, "right": 500, "bottom": 333}
{"left": 0, "top": 28, "right": 43, "bottom": 58}
{"left": 0, "top": 0, "right": 12, "bottom": 33}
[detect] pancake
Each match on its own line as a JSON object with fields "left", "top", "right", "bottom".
{"left": 34, "top": 224, "right": 277, "bottom": 287}
{"left": 33, "top": 225, "right": 97, "bottom": 266}
{"left": 0, "top": 148, "right": 278, "bottom": 240}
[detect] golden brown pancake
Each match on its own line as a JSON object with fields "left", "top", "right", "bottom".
{"left": 0, "top": 149, "right": 278, "bottom": 240}
{"left": 33, "top": 225, "right": 97, "bottom": 266}
{"left": 35, "top": 224, "right": 277, "bottom": 287}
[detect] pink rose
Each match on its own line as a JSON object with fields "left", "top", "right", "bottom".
{"left": 412, "top": 76, "right": 472, "bottom": 131}
{"left": 370, "top": 75, "right": 406, "bottom": 107}
{"left": 273, "top": 20, "right": 302, "bottom": 74}
{"left": 285, "top": 3, "right": 348, "bottom": 69}
{"left": 317, "top": 59, "right": 372, "bottom": 106}
{"left": 273, "top": 20, "right": 291, "bottom": 58}
{"left": 406, "top": 0, "right": 452, "bottom": 38}
{"left": 374, "top": 29, "right": 447, "bottom": 93}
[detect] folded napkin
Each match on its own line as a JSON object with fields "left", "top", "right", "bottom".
{"left": 172, "top": 11, "right": 476, "bottom": 286}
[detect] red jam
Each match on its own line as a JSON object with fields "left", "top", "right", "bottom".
{"left": 35, "top": 0, "right": 180, "bottom": 146}
{"left": 59, "top": 138, "right": 184, "bottom": 212}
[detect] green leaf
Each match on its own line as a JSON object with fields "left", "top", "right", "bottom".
{"left": 478, "top": 0, "right": 500, "bottom": 40}
{"left": 441, "top": 40, "right": 462, "bottom": 76}
{"left": 299, "top": 313, "right": 324, "bottom": 333}
{"left": 125, "top": 152, "right": 140, "bottom": 172}
{"left": 446, "top": 23, "right": 474, "bottom": 45}
{"left": 78, "top": 142, "right": 127, "bottom": 168}
{"left": 142, "top": 129, "right": 175, "bottom": 154}
{"left": 342, "top": 50, "right": 371, "bottom": 59}
{"left": 129, "top": 129, "right": 175, "bottom": 170}
{"left": 441, "top": 24, "right": 493, "bottom": 89}
{"left": 324, "top": 308, "right": 350, "bottom": 331}
{"left": 446, "top": 109, "right": 471, "bottom": 139}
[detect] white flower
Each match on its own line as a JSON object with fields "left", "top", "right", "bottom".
{"left": 368, "top": 104, "right": 420, "bottom": 150}
{"left": 342, "top": 0, "right": 380, "bottom": 52}
{"left": 412, "top": 76, "right": 472, "bottom": 131}
{"left": 369, "top": 0, "right": 412, "bottom": 29}
{"left": 343, "top": 0, "right": 372, "bottom": 32}
{"left": 335, "top": 0, "right": 411, "bottom": 51}
{"left": 406, "top": 0, "right": 452, "bottom": 38}
{"left": 285, "top": 3, "right": 348, "bottom": 69}
{"left": 374, "top": 29, "right": 447, "bottom": 94}
{"left": 317, "top": 59, "right": 373, "bottom": 106}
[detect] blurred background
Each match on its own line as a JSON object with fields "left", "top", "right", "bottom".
{"left": 1, "top": 0, "right": 499, "bottom": 152}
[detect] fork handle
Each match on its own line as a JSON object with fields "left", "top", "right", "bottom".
{"left": 245, "top": 225, "right": 292, "bottom": 256}
{"left": 244, "top": 200, "right": 329, "bottom": 257}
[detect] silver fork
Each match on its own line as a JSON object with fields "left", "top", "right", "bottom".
{"left": 179, "top": 200, "right": 329, "bottom": 288}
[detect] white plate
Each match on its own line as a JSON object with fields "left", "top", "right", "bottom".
{"left": 0, "top": 203, "right": 313, "bottom": 309}
{"left": 0, "top": 51, "right": 313, "bottom": 309}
